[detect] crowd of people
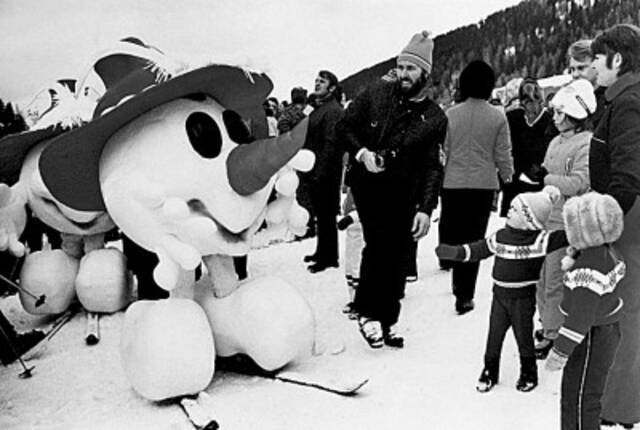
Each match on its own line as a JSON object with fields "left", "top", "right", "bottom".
{"left": 259, "top": 24, "right": 640, "bottom": 430}
{"left": 2, "top": 20, "right": 640, "bottom": 430}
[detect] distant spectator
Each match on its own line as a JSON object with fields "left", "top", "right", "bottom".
{"left": 439, "top": 60, "right": 513, "bottom": 315}
{"left": 499, "top": 77, "right": 558, "bottom": 217}
{"left": 266, "top": 96, "right": 280, "bottom": 119}
{"left": 567, "top": 39, "right": 606, "bottom": 127}
{"left": 263, "top": 100, "right": 278, "bottom": 137}
{"left": 301, "top": 70, "right": 344, "bottom": 274}
{"left": 277, "top": 87, "right": 308, "bottom": 134}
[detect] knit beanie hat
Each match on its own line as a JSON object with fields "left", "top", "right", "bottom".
{"left": 397, "top": 31, "right": 434, "bottom": 73}
{"left": 550, "top": 78, "right": 596, "bottom": 120}
{"left": 511, "top": 185, "right": 561, "bottom": 230}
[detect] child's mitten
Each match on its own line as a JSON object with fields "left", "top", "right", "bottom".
{"left": 435, "top": 244, "right": 465, "bottom": 261}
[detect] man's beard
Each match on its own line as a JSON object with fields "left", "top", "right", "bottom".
{"left": 397, "top": 74, "right": 427, "bottom": 98}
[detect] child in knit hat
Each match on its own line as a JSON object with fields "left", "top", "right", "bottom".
{"left": 436, "top": 185, "right": 569, "bottom": 393}
{"left": 545, "top": 192, "right": 625, "bottom": 430}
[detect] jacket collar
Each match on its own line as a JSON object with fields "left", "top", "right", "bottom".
{"left": 605, "top": 72, "right": 640, "bottom": 102}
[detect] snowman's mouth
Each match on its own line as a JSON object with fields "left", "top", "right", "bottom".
{"left": 40, "top": 197, "right": 101, "bottom": 230}
{"left": 187, "top": 199, "right": 251, "bottom": 243}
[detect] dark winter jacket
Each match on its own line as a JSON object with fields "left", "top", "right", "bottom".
{"left": 302, "top": 98, "right": 344, "bottom": 184}
{"left": 299, "top": 97, "right": 344, "bottom": 213}
{"left": 337, "top": 80, "right": 446, "bottom": 215}
{"left": 590, "top": 72, "right": 640, "bottom": 214}
{"left": 592, "top": 85, "right": 607, "bottom": 129}
{"left": 507, "top": 107, "right": 557, "bottom": 180}
{"left": 554, "top": 246, "right": 625, "bottom": 359}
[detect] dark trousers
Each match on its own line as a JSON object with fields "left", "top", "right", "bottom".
{"left": 561, "top": 323, "right": 621, "bottom": 430}
{"left": 310, "top": 186, "right": 339, "bottom": 264}
{"left": 484, "top": 286, "right": 536, "bottom": 377}
{"left": 406, "top": 237, "right": 418, "bottom": 277}
{"left": 351, "top": 177, "right": 413, "bottom": 327}
{"left": 440, "top": 189, "right": 494, "bottom": 302}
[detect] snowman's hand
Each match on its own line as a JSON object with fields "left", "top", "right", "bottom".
{"left": 0, "top": 183, "right": 27, "bottom": 256}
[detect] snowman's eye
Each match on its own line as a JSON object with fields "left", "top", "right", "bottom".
{"left": 186, "top": 112, "right": 222, "bottom": 158}
{"left": 223, "top": 109, "right": 253, "bottom": 144}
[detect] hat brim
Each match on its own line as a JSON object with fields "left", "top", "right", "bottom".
{"left": 39, "top": 64, "right": 273, "bottom": 212}
{"left": 0, "top": 126, "right": 68, "bottom": 185}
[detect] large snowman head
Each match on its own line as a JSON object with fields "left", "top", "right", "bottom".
{"left": 38, "top": 40, "right": 310, "bottom": 288}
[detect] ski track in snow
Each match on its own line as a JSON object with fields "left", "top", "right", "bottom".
{"left": 1, "top": 213, "right": 572, "bottom": 430}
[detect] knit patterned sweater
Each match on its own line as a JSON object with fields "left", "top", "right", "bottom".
{"left": 442, "top": 226, "right": 568, "bottom": 288}
{"left": 553, "top": 245, "right": 625, "bottom": 359}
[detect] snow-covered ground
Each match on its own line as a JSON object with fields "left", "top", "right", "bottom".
{"left": 1, "top": 212, "right": 583, "bottom": 430}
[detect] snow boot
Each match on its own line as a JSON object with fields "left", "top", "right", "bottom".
{"left": 516, "top": 357, "right": 538, "bottom": 392}
{"left": 358, "top": 317, "right": 383, "bottom": 349}
{"left": 476, "top": 367, "right": 499, "bottom": 393}
{"left": 383, "top": 325, "right": 404, "bottom": 348}
{"left": 342, "top": 302, "right": 358, "bottom": 320}
{"left": 455, "top": 299, "right": 475, "bottom": 315}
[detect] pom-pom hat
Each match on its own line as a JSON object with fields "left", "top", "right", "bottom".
{"left": 511, "top": 185, "right": 561, "bottom": 230}
{"left": 397, "top": 31, "right": 434, "bottom": 73}
{"left": 551, "top": 78, "right": 596, "bottom": 120}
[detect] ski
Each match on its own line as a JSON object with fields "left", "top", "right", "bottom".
{"left": 272, "top": 370, "right": 369, "bottom": 396}
{"left": 85, "top": 312, "right": 100, "bottom": 345}
{"left": 217, "top": 355, "right": 369, "bottom": 396}
{"left": 178, "top": 392, "right": 219, "bottom": 430}
{"left": 22, "top": 306, "right": 80, "bottom": 360}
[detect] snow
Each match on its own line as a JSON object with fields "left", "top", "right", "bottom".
{"left": 1, "top": 212, "right": 579, "bottom": 430}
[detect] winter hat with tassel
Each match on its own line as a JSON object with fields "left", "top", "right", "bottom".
{"left": 509, "top": 185, "right": 561, "bottom": 230}
{"left": 397, "top": 31, "right": 434, "bottom": 74}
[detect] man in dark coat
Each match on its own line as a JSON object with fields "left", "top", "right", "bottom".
{"left": 589, "top": 24, "right": 640, "bottom": 429}
{"left": 302, "top": 71, "right": 344, "bottom": 273}
{"left": 337, "top": 31, "right": 446, "bottom": 348}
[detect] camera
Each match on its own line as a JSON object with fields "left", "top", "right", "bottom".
{"left": 374, "top": 148, "right": 397, "bottom": 169}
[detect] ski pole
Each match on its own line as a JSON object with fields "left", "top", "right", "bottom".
{"left": 0, "top": 273, "right": 46, "bottom": 307}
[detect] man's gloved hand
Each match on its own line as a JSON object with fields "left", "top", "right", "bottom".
{"left": 337, "top": 215, "right": 354, "bottom": 231}
{"left": 527, "top": 164, "right": 548, "bottom": 183}
{"left": 435, "top": 244, "right": 464, "bottom": 261}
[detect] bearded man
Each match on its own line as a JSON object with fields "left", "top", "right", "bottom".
{"left": 337, "top": 31, "right": 447, "bottom": 348}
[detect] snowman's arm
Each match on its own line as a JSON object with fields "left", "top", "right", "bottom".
{"left": 0, "top": 183, "right": 28, "bottom": 257}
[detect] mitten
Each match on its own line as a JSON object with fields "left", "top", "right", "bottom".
{"left": 544, "top": 348, "right": 568, "bottom": 372}
{"left": 435, "top": 244, "right": 465, "bottom": 261}
{"left": 337, "top": 215, "right": 354, "bottom": 231}
{"left": 527, "top": 164, "right": 548, "bottom": 183}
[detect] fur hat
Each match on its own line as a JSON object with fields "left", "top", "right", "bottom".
{"left": 511, "top": 185, "right": 561, "bottom": 230}
{"left": 397, "top": 31, "right": 434, "bottom": 73}
{"left": 562, "top": 192, "right": 624, "bottom": 250}
{"left": 550, "top": 79, "right": 596, "bottom": 120}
